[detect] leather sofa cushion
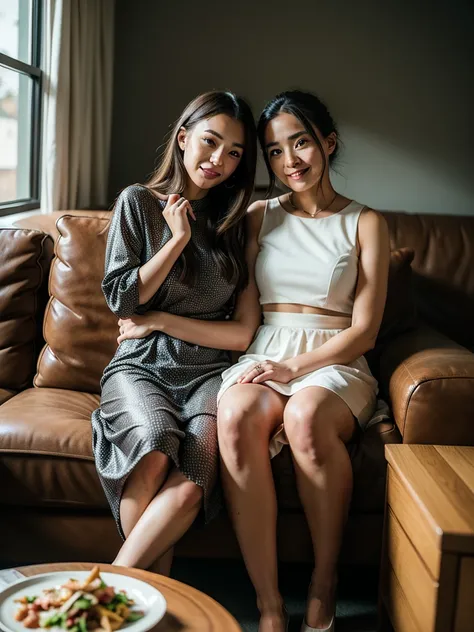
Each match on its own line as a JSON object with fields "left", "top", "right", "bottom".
{"left": 0, "top": 388, "right": 15, "bottom": 406}
{"left": 0, "top": 228, "right": 53, "bottom": 391}
{"left": 34, "top": 216, "right": 118, "bottom": 393}
{"left": 0, "top": 384, "right": 396, "bottom": 513}
{"left": 14, "top": 210, "right": 112, "bottom": 241}
{"left": 377, "top": 247, "right": 417, "bottom": 343}
{"left": 379, "top": 325, "right": 474, "bottom": 444}
{"left": 0, "top": 388, "right": 107, "bottom": 509}
{"left": 14, "top": 209, "right": 474, "bottom": 353}
{"left": 367, "top": 247, "right": 417, "bottom": 377}
{"left": 383, "top": 212, "right": 474, "bottom": 350}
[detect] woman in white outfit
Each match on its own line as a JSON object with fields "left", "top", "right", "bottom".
{"left": 217, "top": 91, "right": 390, "bottom": 632}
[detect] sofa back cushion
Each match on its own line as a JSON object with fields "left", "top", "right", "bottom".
{"left": 0, "top": 228, "right": 53, "bottom": 390}
{"left": 34, "top": 216, "right": 117, "bottom": 393}
{"left": 32, "top": 210, "right": 474, "bottom": 392}
{"left": 383, "top": 212, "right": 474, "bottom": 350}
{"left": 376, "top": 247, "right": 417, "bottom": 344}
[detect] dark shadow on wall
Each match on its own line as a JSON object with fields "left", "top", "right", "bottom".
{"left": 108, "top": 0, "right": 474, "bottom": 204}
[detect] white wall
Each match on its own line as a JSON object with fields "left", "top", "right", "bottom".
{"left": 109, "top": 0, "right": 474, "bottom": 214}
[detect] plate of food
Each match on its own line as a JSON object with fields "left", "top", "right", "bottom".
{"left": 0, "top": 567, "right": 166, "bottom": 632}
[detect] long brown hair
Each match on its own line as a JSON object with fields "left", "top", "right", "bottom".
{"left": 145, "top": 91, "right": 257, "bottom": 290}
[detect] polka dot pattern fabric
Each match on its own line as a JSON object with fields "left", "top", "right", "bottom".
{"left": 91, "top": 185, "right": 236, "bottom": 539}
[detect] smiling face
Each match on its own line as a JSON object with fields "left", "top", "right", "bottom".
{"left": 177, "top": 114, "right": 245, "bottom": 196}
{"left": 264, "top": 112, "right": 336, "bottom": 192}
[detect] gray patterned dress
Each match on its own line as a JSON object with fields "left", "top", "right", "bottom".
{"left": 91, "top": 184, "right": 237, "bottom": 538}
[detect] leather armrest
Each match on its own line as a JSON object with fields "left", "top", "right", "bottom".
{"left": 378, "top": 325, "right": 474, "bottom": 444}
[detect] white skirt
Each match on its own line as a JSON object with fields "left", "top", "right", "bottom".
{"left": 218, "top": 312, "right": 379, "bottom": 458}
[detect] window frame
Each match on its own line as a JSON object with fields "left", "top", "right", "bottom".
{"left": 0, "top": 0, "right": 43, "bottom": 217}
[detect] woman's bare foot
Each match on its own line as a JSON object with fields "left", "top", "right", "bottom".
{"left": 304, "top": 573, "right": 336, "bottom": 629}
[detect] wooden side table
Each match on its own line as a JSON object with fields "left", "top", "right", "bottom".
{"left": 14, "top": 562, "right": 241, "bottom": 632}
{"left": 378, "top": 445, "right": 474, "bottom": 632}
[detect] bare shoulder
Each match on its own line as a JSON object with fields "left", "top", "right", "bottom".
{"left": 360, "top": 207, "right": 385, "bottom": 224}
{"left": 247, "top": 198, "right": 267, "bottom": 216}
{"left": 359, "top": 207, "right": 388, "bottom": 235}
{"left": 358, "top": 208, "right": 390, "bottom": 253}
{"left": 246, "top": 199, "right": 267, "bottom": 238}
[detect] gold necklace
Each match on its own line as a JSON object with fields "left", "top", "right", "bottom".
{"left": 289, "top": 191, "right": 338, "bottom": 218}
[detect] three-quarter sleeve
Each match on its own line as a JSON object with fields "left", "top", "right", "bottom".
{"left": 102, "top": 187, "right": 144, "bottom": 318}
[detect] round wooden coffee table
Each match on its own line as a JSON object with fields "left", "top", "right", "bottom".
{"left": 14, "top": 562, "right": 241, "bottom": 631}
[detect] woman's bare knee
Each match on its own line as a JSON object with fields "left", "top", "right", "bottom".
{"left": 284, "top": 394, "right": 337, "bottom": 464}
{"left": 124, "top": 450, "right": 170, "bottom": 497}
{"left": 218, "top": 399, "right": 260, "bottom": 439}
{"left": 286, "top": 413, "right": 329, "bottom": 465}
{"left": 218, "top": 386, "right": 284, "bottom": 438}
{"left": 218, "top": 389, "right": 283, "bottom": 470}
{"left": 284, "top": 393, "right": 354, "bottom": 465}
{"left": 164, "top": 469, "right": 203, "bottom": 513}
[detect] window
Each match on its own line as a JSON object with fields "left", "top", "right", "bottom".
{"left": 0, "top": 0, "right": 42, "bottom": 216}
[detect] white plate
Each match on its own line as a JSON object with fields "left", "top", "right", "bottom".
{"left": 0, "top": 571, "right": 167, "bottom": 632}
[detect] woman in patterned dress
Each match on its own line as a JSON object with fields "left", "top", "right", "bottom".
{"left": 91, "top": 91, "right": 261, "bottom": 573}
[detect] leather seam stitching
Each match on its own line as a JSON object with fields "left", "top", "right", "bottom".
{"left": 405, "top": 374, "right": 474, "bottom": 441}
{"left": 0, "top": 449, "right": 94, "bottom": 461}
{"left": 397, "top": 361, "right": 416, "bottom": 436}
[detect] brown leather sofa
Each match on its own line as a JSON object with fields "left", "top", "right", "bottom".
{"left": 1, "top": 209, "right": 473, "bottom": 568}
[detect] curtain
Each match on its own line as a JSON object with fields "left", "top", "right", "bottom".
{"left": 41, "top": 0, "right": 115, "bottom": 212}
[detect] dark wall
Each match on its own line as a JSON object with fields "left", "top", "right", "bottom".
{"left": 109, "top": 0, "right": 474, "bottom": 214}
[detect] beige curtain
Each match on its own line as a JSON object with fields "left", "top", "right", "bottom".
{"left": 41, "top": 0, "right": 115, "bottom": 212}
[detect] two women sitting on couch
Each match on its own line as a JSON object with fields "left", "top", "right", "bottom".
{"left": 92, "top": 89, "right": 389, "bottom": 632}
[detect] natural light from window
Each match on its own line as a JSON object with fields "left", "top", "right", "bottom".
{"left": 0, "top": 0, "right": 35, "bottom": 206}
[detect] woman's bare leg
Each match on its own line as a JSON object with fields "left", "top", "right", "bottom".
{"left": 218, "top": 385, "right": 287, "bottom": 632}
{"left": 119, "top": 451, "right": 176, "bottom": 574}
{"left": 114, "top": 467, "right": 203, "bottom": 570}
{"left": 120, "top": 451, "right": 171, "bottom": 537}
{"left": 148, "top": 546, "right": 174, "bottom": 577}
{"left": 284, "top": 387, "right": 356, "bottom": 629}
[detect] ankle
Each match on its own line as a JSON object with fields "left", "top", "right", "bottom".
{"left": 305, "top": 582, "right": 336, "bottom": 629}
{"left": 257, "top": 595, "right": 285, "bottom": 615}
{"left": 309, "top": 571, "right": 337, "bottom": 595}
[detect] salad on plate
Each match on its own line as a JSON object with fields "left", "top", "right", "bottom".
{"left": 13, "top": 568, "right": 144, "bottom": 632}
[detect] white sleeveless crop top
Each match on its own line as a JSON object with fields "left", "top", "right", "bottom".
{"left": 254, "top": 197, "right": 364, "bottom": 313}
